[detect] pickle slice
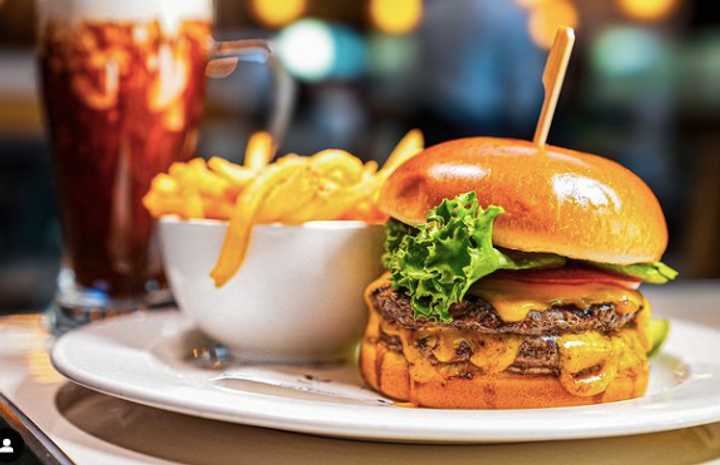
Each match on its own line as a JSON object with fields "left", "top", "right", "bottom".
{"left": 647, "top": 319, "right": 670, "bottom": 357}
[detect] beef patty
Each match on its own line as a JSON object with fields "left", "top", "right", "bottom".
{"left": 371, "top": 285, "right": 638, "bottom": 336}
{"left": 510, "top": 337, "right": 560, "bottom": 376}
{"left": 379, "top": 330, "right": 563, "bottom": 375}
{"left": 371, "top": 285, "right": 642, "bottom": 376}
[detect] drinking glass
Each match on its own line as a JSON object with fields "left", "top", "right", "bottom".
{"left": 36, "top": 0, "right": 292, "bottom": 331}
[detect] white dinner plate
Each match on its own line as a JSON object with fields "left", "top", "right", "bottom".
{"left": 51, "top": 310, "right": 720, "bottom": 444}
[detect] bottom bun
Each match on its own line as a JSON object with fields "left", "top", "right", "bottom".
{"left": 360, "top": 339, "right": 649, "bottom": 409}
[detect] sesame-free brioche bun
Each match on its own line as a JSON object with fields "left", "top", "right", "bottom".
{"left": 360, "top": 336, "right": 649, "bottom": 408}
{"left": 379, "top": 137, "right": 668, "bottom": 265}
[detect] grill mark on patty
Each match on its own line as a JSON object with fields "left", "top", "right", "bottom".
{"left": 371, "top": 285, "right": 639, "bottom": 336}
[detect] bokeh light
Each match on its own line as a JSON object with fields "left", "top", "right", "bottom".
{"left": 329, "top": 25, "right": 367, "bottom": 79}
{"left": 681, "top": 35, "right": 720, "bottom": 108}
{"left": 516, "top": 0, "right": 545, "bottom": 7}
{"left": 250, "top": 0, "right": 306, "bottom": 28}
{"left": 277, "top": 19, "right": 334, "bottom": 81}
{"left": 277, "top": 19, "right": 366, "bottom": 81}
{"left": 591, "top": 27, "right": 664, "bottom": 77}
{"left": 528, "top": 0, "right": 579, "bottom": 49}
{"left": 617, "top": 0, "right": 679, "bottom": 22}
{"left": 368, "top": 34, "right": 418, "bottom": 76}
{"left": 369, "top": 0, "right": 423, "bottom": 35}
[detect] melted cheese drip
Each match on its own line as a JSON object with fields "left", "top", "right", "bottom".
{"left": 469, "top": 336, "right": 522, "bottom": 373}
{"left": 380, "top": 320, "right": 522, "bottom": 382}
{"left": 363, "top": 273, "right": 650, "bottom": 398}
{"left": 469, "top": 277, "right": 643, "bottom": 322}
{"left": 557, "top": 321, "right": 649, "bottom": 397}
{"left": 557, "top": 331, "right": 618, "bottom": 396}
{"left": 363, "top": 274, "right": 522, "bottom": 383}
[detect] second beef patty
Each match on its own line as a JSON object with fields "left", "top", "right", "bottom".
{"left": 371, "top": 285, "right": 641, "bottom": 376}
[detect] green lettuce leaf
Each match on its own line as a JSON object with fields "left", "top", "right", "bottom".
{"left": 383, "top": 192, "right": 565, "bottom": 322}
{"left": 383, "top": 191, "right": 677, "bottom": 322}
{"left": 590, "top": 261, "right": 678, "bottom": 284}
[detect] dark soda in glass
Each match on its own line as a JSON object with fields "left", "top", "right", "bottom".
{"left": 39, "top": 18, "right": 211, "bottom": 297}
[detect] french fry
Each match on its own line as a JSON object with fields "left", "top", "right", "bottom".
{"left": 208, "top": 156, "right": 256, "bottom": 199}
{"left": 210, "top": 158, "right": 306, "bottom": 287}
{"left": 144, "top": 130, "right": 427, "bottom": 286}
{"left": 244, "top": 131, "right": 274, "bottom": 170}
{"left": 377, "top": 129, "right": 424, "bottom": 179}
{"left": 169, "top": 162, "right": 205, "bottom": 196}
{"left": 143, "top": 192, "right": 204, "bottom": 219}
{"left": 141, "top": 191, "right": 164, "bottom": 217}
{"left": 255, "top": 163, "right": 317, "bottom": 223}
{"left": 311, "top": 149, "right": 364, "bottom": 185}
{"left": 363, "top": 160, "right": 379, "bottom": 176}
{"left": 168, "top": 161, "right": 189, "bottom": 179}
{"left": 208, "top": 157, "right": 255, "bottom": 187}
{"left": 370, "top": 129, "right": 425, "bottom": 203}
{"left": 151, "top": 173, "right": 179, "bottom": 194}
{"left": 184, "top": 159, "right": 232, "bottom": 198}
{"left": 188, "top": 158, "right": 207, "bottom": 170}
{"left": 281, "top": 196, "right": 323, "bottom": 224}
{"left": 275, "top": 153, "right": 303, "bottom": 165}
{"left": 312, "top": 177, "right": 380, "bottom": 221}
{"left": 282, "top": 164, "right": 361, "bottom": 223}
{"left": 183, "top": 193, "right": 206, "bottom": 219}
{"left": 202, "top": 196, "right": 234, "bottom": 220}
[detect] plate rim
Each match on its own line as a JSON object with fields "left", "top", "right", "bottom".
{"left": 50, "top": 310, "right": 720, "bottom": 444}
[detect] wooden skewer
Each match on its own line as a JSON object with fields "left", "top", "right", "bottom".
{"left": 533, "top": 26, "right": 575, "bottom": 147}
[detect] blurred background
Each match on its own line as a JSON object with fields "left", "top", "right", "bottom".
{"left": 1, "top": 0, "right": 719, "bottom": 312}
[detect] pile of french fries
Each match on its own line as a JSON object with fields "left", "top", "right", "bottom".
{"left": 143, "top": 132, "right": 273, "bottom": 221}
{"left": 143, "top": 130, "right": 425, "bottom": 286}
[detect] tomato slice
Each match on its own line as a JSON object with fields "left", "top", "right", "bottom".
{"left": 492, "top": 267, "right": 642, "bottom": 290}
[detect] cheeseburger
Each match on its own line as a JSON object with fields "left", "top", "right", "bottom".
{"left": 360, "top": 137, "right": 677, "bottom": 409}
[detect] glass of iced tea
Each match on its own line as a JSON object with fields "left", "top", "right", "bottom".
{"left": 37, "top": 0, "right": 291, "bottom": 330}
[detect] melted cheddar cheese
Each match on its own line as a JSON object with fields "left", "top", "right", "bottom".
{"left": 469, "top": 277, "right": 644, "bottom": 322}
{"left": 379, "top": 318, "right": 522, "bottom": 383}
{"left": 557, "top": 326, "right": 648, "bottom": 396}
{"left": 363, "top": 274, "right": 651, "bottom": 398}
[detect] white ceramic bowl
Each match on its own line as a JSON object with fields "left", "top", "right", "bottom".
{"left": 159, "top": 217, "right": 385, "bottom": 362}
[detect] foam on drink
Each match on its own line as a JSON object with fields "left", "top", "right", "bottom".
{"left": 37, "top": 0, "right": 212, "bottom": 34}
